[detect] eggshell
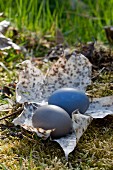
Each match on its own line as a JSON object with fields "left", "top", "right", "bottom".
{"left": 48, "top": 88, "right": 89, "bottom": 117}
{"left": 32, "top": 105, "right": 72, "bottom": 138}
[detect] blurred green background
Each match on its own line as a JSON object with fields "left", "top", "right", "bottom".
{"left": 0, "top": 0, "right": 113, "bottom": 43}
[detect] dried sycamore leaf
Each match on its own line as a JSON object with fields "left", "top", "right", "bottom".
{"left": 0, "top": 20, "right": 10, "bottom": 34}
{"left": 0, "top": 33, "right": 20, "bottom": 50}
{"left": 72, "top": 110, "right": 93, "bottom": 142}
{"left": 16, "top": 53, "right": 92, "bottom": 103}
{"left": 86, "top": 95, "right": 113, "bottom": 118}
{"left": 44, "top": 53, "right": 92, "bottom": 98}
{"left": 16, "top": 60, "right": 45, "bottom": 103}
{"left": 54, "top": 132, "right": 76, "bottom": 160}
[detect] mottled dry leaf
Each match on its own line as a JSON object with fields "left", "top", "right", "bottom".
{"left": 53, "top": 132, "right": 76, "bottom": 160}
{"left": 72, "top": 110, "right": 93, "bottom": 142}
{"left": 16, "top": 60, "right": 45, "bottom": 103}
{"left": 86, "top": 95, "right": 113, "bottom": 118}
{"left": 0, "top": 20, "right": 10, "bottom": 34}
{"left": 44, "top": 53, "right": 92, "bottom": 98}
{"left": 16, "top": 53, "right": 92, "bottom": 103}
{"left": 0, "top": 33, "right": 20, "bottom": 50}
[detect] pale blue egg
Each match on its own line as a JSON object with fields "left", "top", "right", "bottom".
{"left": 48, "top": 88, "right": 89, "bottom": 117}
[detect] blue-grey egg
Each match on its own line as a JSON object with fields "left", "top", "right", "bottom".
{"left": 32, "top": 105, "right": 72, "bottom": 138}
{"left": 48, "top": 88, "right": 89, "bottom": 117}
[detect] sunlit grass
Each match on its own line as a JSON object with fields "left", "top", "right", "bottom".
{"left": 0, "top": 0, "right": 113, "bottom": 43}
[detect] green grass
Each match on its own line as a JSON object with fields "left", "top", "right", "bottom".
{"left": 0, "top": 0, "right": 113, "bottom": 43}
